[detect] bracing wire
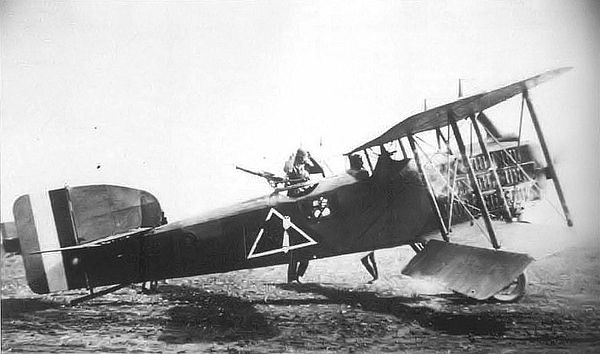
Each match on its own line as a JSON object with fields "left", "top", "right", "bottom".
{"left": 482, "top": 123, "right": 565, "bottom": 219}
{"left": 413, "top": 138, "right": 493, "bottom": 245}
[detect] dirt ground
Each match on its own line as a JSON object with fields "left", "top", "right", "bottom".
{"left": 2, "top": 225, "right": 600, "bottom": 353}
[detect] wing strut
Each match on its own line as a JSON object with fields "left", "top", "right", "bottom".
{"left": 363, "top": 149, "right": 375, "bottom": 173}
{"left": 470, "top": 114, "right": 513, "bottom": 222}
{"left": 408, "top": 135, "right": 449, "bottom": 241}
{"left": 523, "top": 90, "right": 573, "bottom": 227}
{"left": 398, "top": 139, "right": 408, "bottom": 159}
{"left": 449, "top": 111, "right": 501, "bottom": 249}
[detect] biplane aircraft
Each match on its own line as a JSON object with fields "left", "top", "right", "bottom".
{"left": 1, "top": 68, "right": 573, "bottom": 305}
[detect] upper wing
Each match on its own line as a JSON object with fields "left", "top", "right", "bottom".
{"left": 347, "top": 67, "right": 572, "bottom": 154}
{"left": 29, "top": 227, "right": 153, "bottom": 254}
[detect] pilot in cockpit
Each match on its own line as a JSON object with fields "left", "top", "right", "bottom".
{"left": 283, "top": 148, "right": 324, "bottom": 283}
{"left": 347, "top": 154, "right": 369, "bottom": 179}
{"left": 283, "top": 148, "right": 324, "bottom": 185}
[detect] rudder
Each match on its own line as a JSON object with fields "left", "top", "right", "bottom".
{"left": 12, "top": 185, "right": 165, "bottom": 294}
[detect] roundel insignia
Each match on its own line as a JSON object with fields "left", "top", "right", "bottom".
{"left": 247, "top": 208, "right": 317, "bottom": 259}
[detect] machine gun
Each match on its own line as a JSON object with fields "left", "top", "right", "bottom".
{"left": 235, "top": 165, "right": 288, "bottom": 188}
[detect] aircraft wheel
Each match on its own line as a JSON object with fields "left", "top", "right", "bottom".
{"left": 492, "top": 273, "right": 526, "bottom": 303}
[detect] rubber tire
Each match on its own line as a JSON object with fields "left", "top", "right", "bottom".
{"left": 492, "top": 273, "right": 527, "bottom": 303}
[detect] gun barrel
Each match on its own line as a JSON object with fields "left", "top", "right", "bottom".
{"left": 235, "top": 165, "right": 261, "bottom": 177}
{"left": 235, "top": 165, "right": 283, "bottom": 183}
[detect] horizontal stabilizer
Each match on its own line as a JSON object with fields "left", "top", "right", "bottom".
{"left": 402, "top": 240, "right": 533, "bottom": 300}
{"left": 29, "top": 227, "right": 153, "bottom": 254}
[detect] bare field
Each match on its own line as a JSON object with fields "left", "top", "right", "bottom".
{"left": 2, "top": 232, "right": 600, "bottom": 353}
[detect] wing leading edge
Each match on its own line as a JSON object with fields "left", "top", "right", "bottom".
{"left": 348, "top": 67, "right": 572, "bottom": 155}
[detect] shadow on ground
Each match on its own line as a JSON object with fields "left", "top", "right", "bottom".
{"left": 1, "top": 298, "right": 60, "bottom": 318}
{"left": 3, "top": 280, "right": 598, "bottom": 351}
{"left": 277, "top": 282, "right": 508, "bottom": 336}
{"left": 156, "top": 284, "right": 277, "bottom": 344}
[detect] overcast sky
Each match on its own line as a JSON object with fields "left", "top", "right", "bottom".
{"left": 1, "top": 1, "right": 598, "bottom": 236}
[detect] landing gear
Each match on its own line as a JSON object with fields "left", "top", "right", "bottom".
{"left": 492, "top": 273, "right": 527, "bottom": 303}
{"left": 287, "top": 256, "right": 309, "bottom": 283}
{"left": 409, "top": 243, "right": 424, "bottom": 253}
{"left": 361, "top": 252, "right": 378, "bottom": 283}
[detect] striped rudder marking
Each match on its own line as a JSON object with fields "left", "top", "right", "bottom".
{"left": 13, "top": 189, "right": 87, "bottom": 294}
{"left": 28, "top": 191, "right": 69, "bottom": 292}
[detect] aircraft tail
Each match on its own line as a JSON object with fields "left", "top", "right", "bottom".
{"left": 11, "top": 185, "right": 164, "bottom": 294}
